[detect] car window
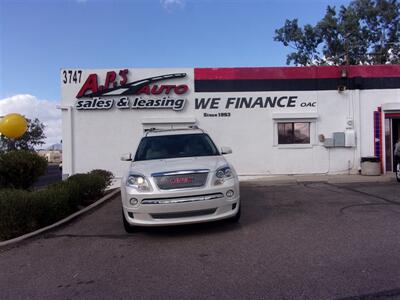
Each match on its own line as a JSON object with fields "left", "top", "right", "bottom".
{"left": 134, "top": 133, "right": 220, "bottom": 161}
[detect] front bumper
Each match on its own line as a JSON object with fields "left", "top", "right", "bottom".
{"left": 121, "top": 178, "right": 240, "bottom": 226}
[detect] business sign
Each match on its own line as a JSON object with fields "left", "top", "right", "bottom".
{"left": 62, "top": 68, "right": 317, "bottom": 116}
{"left": 193, "top": 96, "right": 316, "bottom": 110}
{"left": 71, "top": 69, "right": 189, "bottom": 111}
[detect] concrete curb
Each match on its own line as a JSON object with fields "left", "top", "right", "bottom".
{"left": 239, "top": 174, "right": 395, "bottom": 186}
{"left": 0, "top": 188, "right": 120, "bottom": 249}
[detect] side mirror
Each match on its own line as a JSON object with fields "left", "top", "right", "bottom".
{"left": 120, "top": 153, "right": 132, "bottom": 161}
{"left": 221, "top": 146, "right": 232, "bottom": 155}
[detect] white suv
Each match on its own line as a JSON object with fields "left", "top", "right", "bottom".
{"left": 120, "top": 127, "right": 240, "bottom": 232}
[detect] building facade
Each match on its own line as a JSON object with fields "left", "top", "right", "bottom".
{"left": 37, "top": 150, "right": 62, "bottom": 164}
{"left": 61, "top": 65, "right": 400, "bottom": 179}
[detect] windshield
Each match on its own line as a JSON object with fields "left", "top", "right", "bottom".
{"left": 134, "top": 133, "right": 220, "bottom": 161}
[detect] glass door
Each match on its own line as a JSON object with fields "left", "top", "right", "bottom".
{"left": 385, "top": 118, "right": 392, "bottom": 172}
{"left": 393, "top": 119, "right": 400, "bottom": 171}
{"left": 385, "top": 117, "right": 400, "bottom": 172}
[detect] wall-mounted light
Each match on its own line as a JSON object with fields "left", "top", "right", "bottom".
{"left": 338, "top": 68, "right": 348, "bottom": 92}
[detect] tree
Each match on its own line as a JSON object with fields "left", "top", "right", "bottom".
{"left": 0, "top": 118, "right": 46, "bottom": 152}
{"left": 274, "top": 0, "right": 400, "bottom": 66}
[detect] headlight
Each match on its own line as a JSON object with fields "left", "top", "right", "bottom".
{"left": 216, "top": 166, "right": 233, "bottom": 178}
{"left": 214, "top": 166, "right": 234, "bottom": 185}
{"left": 126, "top": 174, "right": 152, "bottom": 191}
{"left": 216, "top": 169, "right": 225, "bottom": 178}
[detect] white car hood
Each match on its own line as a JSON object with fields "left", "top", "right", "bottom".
{"left": 129, "top": 156, "right": 228, "bottom": 177}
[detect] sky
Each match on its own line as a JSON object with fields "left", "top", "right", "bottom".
{"left": 0, "top": 0, "right": 351, "bottom": 147}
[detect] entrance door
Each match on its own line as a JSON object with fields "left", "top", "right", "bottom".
{"left": 393, "top": 119, "right": 400, "bottom": 171}
{"left": 385, "top": 117, "right": 400, "bottom": 172}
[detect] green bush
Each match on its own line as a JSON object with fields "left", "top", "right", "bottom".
{"left": 89, "top": 169, "right": 114, "bottom": 188}
{"left": 0, "top": 169, "right": 112, "bottom": 240}
{"left": 67, "top": 173, "right": 106, "bottom": 206}
{"left": 0, "top": 150, "right": 47, "bottom": 189}
{"left": 30, "top": 187, "right": 73, "bottom": 228}
{"left": 0, "top": 189, "right": 35, "bottom": 240}
{"left": 50, "top": 179, "right": 81, "bottom": 210}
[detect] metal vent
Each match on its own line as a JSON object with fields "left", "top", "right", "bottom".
{"left": 150, "top": 208, "right": 217, "bottom": 219}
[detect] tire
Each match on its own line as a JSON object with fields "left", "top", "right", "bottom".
{"left": 396, "top": 163, "right": 400, "bottom": 183}
{"left": 228, "top": 204, "right": 241, "bottom": 223}
{"left": 122, "top": 209, "right": 137, "bottom": 233}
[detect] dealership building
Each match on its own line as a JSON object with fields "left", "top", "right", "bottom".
{"left": 61, "top": 65, "right": 400, "bottom": 179}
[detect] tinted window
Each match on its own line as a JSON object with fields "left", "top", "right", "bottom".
{"left": 134, "top": 133, "right": 220, "bottom": 161}
{"left": 278, "top": 122, "right": 310, "bottom": 144}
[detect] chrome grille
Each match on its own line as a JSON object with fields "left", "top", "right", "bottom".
{"left": 152, "top": 169, "right": 209, "bottom": 190}
{"left": 142, "top": 193, "right": 224, "bottom": 205}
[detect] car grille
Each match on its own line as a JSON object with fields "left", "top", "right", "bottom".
{"left": 152, "top": 170, "right": 209, "bottom": 190}
{"left": 150, "top": 208, "right": 217, "bottom": 219}
{"left": 141, "top": 193, "right": 224, "bottom": 205}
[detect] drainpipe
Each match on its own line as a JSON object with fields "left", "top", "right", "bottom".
{"left": 355, "top": 89, "right": 362, "bottom": 171}
{"left": 58, "top": 105, "right": 74, "bottom": 178}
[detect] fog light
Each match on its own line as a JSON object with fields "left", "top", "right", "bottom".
{"left": 130, "top": 198, "right": 139, "bottom": 206}
{"left": 226, "top": 190, "right": 234, "bottom": 197}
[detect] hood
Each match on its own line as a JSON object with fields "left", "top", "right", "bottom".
{"left": 129, "top": 156, "right": 228, "bottom": 177}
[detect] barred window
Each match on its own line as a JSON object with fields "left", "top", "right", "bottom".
{"left": 278, "top": 122, "right": 310, "bottom": 144}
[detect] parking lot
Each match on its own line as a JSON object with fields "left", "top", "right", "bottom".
{"left": 1, "top": 180, "right": 400, "bottom": 300}
{"left": 33, "top": 164, "right": 62, "bottom": 189}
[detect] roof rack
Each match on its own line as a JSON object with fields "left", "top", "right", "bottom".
{"left": 144, "top": 125, "right": 203, "bottom": 136}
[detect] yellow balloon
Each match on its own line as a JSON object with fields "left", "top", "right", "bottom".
{"left": 0, "top": 113, "right": 28, "bottom": 139}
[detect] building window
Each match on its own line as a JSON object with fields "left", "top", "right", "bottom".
{"left": 278, "top": 122, "right": 310, "bottom": 144}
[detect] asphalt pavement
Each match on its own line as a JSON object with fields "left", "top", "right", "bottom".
{"left": 1, "top": 181, "right": 400, "bottom": 299}
{"left": 34, "top": 164, "right": 62, "bottom": 188}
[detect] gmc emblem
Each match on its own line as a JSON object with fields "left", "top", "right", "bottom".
{"left": 170, "top": 177, "right": 194, "bottom": 184}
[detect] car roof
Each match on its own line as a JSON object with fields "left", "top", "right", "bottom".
{"left": 144, "top": 128, "right": 205, "bottom": 137}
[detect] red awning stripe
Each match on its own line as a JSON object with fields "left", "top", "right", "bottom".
{"left": 194, "top": 65, "right": 400, "bottom": 80}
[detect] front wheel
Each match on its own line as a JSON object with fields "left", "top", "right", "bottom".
{"left": 228, "top": 204, "right": 241, "bottom": 223}
{"left": 396, "top": 163, "right": 400, "bottom": 183}
{"left": 122, "top": 209, "right": 138, "bottom": 233}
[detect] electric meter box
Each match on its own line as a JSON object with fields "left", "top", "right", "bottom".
{"left": 345, "top": 129, "right": 356, "bottom": 147}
